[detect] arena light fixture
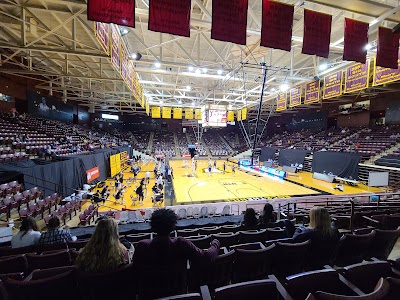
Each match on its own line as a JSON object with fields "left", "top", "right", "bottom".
{"left": 101, "top": 113, "right": 119, "bottom": 120}
{"left": 186, "top": 85, "right": 191, "bottom": 91}
{"left": 318, "top": 63, "right": 328, "bottom": 71}
{"left": 119, "top": 27, "right": 129, "bottom": 36}
{"left": 195, "top": 69, "right": 201, "bottom": 75}
{"left": 202, "top": 68, "right": 208, "bottom": 73}
{"left": 365, "top": 43, "right": 372, "bottom": 50}
{"left": 154, "top": 61, "right": 161, "bottom": 68}
{"left": 271, "top": 88, "right": 277, "bottom": 93}
{"left": 188, "top": 66, "right": 194, "bottom": 72}
{"left": 217, "top": 69, "right": 223, "bottom": 75}
{"left": 130, "top": 52, "right": 142, "bottom": 60}
{"left": 280, "top": 84, "right": 289, "bottom": 92}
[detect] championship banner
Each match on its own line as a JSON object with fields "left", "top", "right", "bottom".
{"left": 162, "top": 107, "right": 171, "bottom": 119}
{"left": 146, "top": 101, "right": 150, "bottom": 116}
{"left": 94, "top": 22, "right": 110, "bottom": 55}
{"left": 304, "top": 81, "right": 320, "bottom": 104}
{"left": 87, "top": 0, "right": 135, "bottom": 28}
{"left": 241, "top": 107, "right": 247, "bottom": 120}
{"left": 344, "top": 61, "right": 370, "bottom": 93}
{"left": 110, "top": 25, "right": 121, "bottom": 72}
{"left": 195, "top": 109, "right": 202, "bottom": 120}
{"left": 140, "top": 94, "right": 145, "bottom": 108}
{"left": 289, "top": 86, "right": 302, "bottom": 108}
{"left": 261, "top": 0, "right": 294, "bottom": 52}
{"left": 211, "top": 0, "right": 248, "bottom": 45}
{"left": 276, "top": 93, "right": 287, "bottom": 112}
{"left": 373, "top": 54, "right": 400, "bottom": 86}
{"left": 148, "top": 0, "right": 191, "bottom": 37}
{"left": 185, "top": 108, "right": 193, "bottom": 120}
{"left": 227, "top": 110, "right": 235, "bottom": 122}
{"left": 376, "top": 27, "right": 400, "bottom": 69}
{"left": 120, "top": 43, "right": 129, "bottom": 83}
{"left": 173, "top": 107, "right": 182, "bottom": 119}
{"left": 323, "top": 71, "right": 343, "bottom": 100}
{"left": 152, "top": 106, "right": 161, "bottom": 118}
{"left": 126, "top": 61, "right": 134, "bottom": 93}
{"left": 86, "top": 166, "right": 100, "bottom": 183}
{"left": 237, "top": 109, "right": 242, "bottom": 121}
{"left": 343, "top": 18, "right": 368, "bottom": 64}
{"left": 302, "top": 10, "right": 332, "bottom": 58}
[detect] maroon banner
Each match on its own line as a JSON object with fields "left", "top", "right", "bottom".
{"left": 211, "top": 0, "right": 248, "bottom": 45}
{"left": 87, "top": 0, "right": 135, "bottom": 28}
{"left": 302, "top": 10, "right": 332, "bottom": 58}
{"left": 289, "top": 86, "right": 302, "bottom": 108}
{"left": 304, "top": 81, "right": 320, "bottom": 104}
{"left": 376, "top": 27, "right": 400, "bottom": 69}
{"left": 261, "top": 0, "right": 294, "bottom": 52}
{"left": 343, "top": 18, "right": 368, "bottom": 64}
{"left": 344, "top": 62, "right": 370, "bottom": 93}
{"left": 323, "top": 71, "right": 343, "bottom": 100}
{"left": 148, "top": 0, "right": 191, "bottom": 37}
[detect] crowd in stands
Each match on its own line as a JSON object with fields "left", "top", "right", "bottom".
{"left": 203, "top": 131, "right": 230, "bottom": 156}
{"left": 187, "top": 132, "right": 207, "bottom": 156}
{"left": 176, "top": 132, "right": 190, "bottom": 156}
{"left": 132, "top": 130, "right": 150, "bottom": 152}
{"left": 152, "top": 131, "right": 176, "bottom": 157}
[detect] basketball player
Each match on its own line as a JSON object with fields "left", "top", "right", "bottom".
{"left": 208, "top": 162, "right": 212, "bottom": 177}
{"left": 223, "top": 162, "right": 226, "bottom": 174}
{"left": 232, "top": 165, "right": 236, "bottom": 174}
{"left": 145, "top": 171, "right": 151, "bottom": 184}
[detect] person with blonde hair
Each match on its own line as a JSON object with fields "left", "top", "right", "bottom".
{"left": 76, "top": 218, "right": 128, "bottom": 272}
{"left": 293, "top": 207, "right": 339, "bottom": 241}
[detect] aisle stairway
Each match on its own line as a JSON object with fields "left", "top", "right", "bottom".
{"left": 173, "top": 132, "right": 181, "bottom": 157}
{"left": 219, "top": 133, "right": 234, "bottom": 153}
{"left": 366, "top": 141, "right": 400, "bottom": 165}
{"left": 147, "top": 131, "right": 154, "bottom": 153}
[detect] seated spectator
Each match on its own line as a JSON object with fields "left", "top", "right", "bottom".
{"left": 134, "top": 209, "right": 220, "bottom": 265}
{"left": 241, "top": 208, "right": 258, "bottom": 230}
{"left": 290, "top": 207, "right": 340, "bottom": 242}
{"left": 259, "top": 203, "right": 277, "bottom": 226}
{"left": 11, "top": 216, "right": 41, "bottom": 248}
{"left": 38, "top": 216, "right": 76, "bottom": 244}
{"left": 76, "top": 218, "right": 128, "bottom": 272}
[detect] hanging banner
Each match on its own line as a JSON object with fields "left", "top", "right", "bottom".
{"left": 152, "top": 106, "right": 161, "bottom": 118}
{"left": 140, "top": 94, "right": 145, "bottom": 108}
{"left": 120, "top": 43, "right": 129, "bottom": 83}
{"left": 227, "top": 111, "right": 235, "bottom": 122}
{"left": 94, "top": 22, "right": 110, "bottom": 55}
{"left": 146, "top": 101, "right": 150, "bottom": 116}
{"left": 173, "top": 107, "right": 182, "bottom": 119}
{"left": 162, "top": 107, "right": 171, "bottom": 119}
{"left": 110, "top": 25, "right": 121, "bottom": 72}
{"left": 241, "top": 107, "right": 247, "bottom": 120}
{"left": 343, "top": 18, "right": 368, "bottom": 64}
{"left": 323, "top": 71, "right": 343, "bottom": 100}
{"left": 276, "top": 93, "right": 287, "bottom": 112}
{"left": 344, "top": 61, "right": 370, "bottom": 93}
{"left": 261, "top": 0, "right": 294, "bottom": 52}
{"left": 195, "top": 109, "right": 202, "bottom": 120}
{"left": 87, "top": 0, "right": 135, "bottom": 28}
{"left": 373, "top": 54, "right": 400, "bottom": 86}
{"left": 237, "top": 109, "right": 242, "bottom": 121}
{"left": 376, "top": 27, "right": 400, "bottom": 69}
{"left": 302, "top": 9, "right": 332, "bottom": 58}
{"left": 211, "top": 0, "right": 248, "bottom": 45}
{"left": 148, "top": 0, "right": 191, "bottom": 37}
{"left": 185, "top": 108, "right": 193, "bottom": 120}
{"left": 289, "top": 86, "right": 302, "bottom": 108}
{"left": 304, "top": 81, "right": 320, "bottom": 104}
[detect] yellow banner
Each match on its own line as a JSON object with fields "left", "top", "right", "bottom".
{"left": 141, "top": 94, "right": 145, "bottom": 108}
{"left": 241, "top": 108, "right": 247, "bottom": 120}
{"left": 195, "top": 109, "right": 202, "bottom": 120}
{"left": 94, "top": 22, "right": 110, "bottom": 55}
{"left": 185, "top": 108, "right": 193, "bottom": 119}
{"left": 237, "top": 110, "right": 242, "bottom": 121}
{"left": 162, "top": 107, "right": 171, "bottom": 119}
{"left": 152, "top": 106, "right": 161, "bottom": 118}
{"left": 344, "top": 61, "right": 370, "bottom": 93}
{"left": 173, "top": 107, "right": 183, "bottom": 119}
{"left": 227, "top": 110, "right": 234, "bottom": 122}
{"left": 276, "top": 93, "right": 287, "bottom": 112}
{"left": 289, "top": 86, "right": 302, "bottom": 107}
{"left": 372, "top": 55, "right": 400, "bottom": 86}
{"left": 146, "top": 101, "right": 150, "bottom": 116}
{"left": 110, "top": 153, "right": 121, "bottom": 177}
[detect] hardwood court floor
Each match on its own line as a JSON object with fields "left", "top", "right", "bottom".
{"left": 170, "top": 160, "right": 383, "bottom": 204}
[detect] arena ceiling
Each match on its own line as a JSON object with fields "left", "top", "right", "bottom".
{"left": 0, "top": 0, "right": 400, "bottom": 116}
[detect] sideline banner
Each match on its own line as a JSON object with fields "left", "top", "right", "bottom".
{"left": 344, "top": 61, "right": 370, "bottom": 93}
{"left": 211, "top": 0, "right": 248, "bottom": 45}
{"left": 302, "top": 9, "right": 332, "bottom": 58}
{"left": 88, "top": 0, "right": 135, "bottom": 28}
{"left": 323, "top": 71, "right": 343, "bottom": 100}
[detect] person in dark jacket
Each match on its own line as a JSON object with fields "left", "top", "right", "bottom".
{"left": 259, "top": 203, "right": 277, "bottom": 226}
{"left": 241, "top": 208, "right": 259, "bottom": 230}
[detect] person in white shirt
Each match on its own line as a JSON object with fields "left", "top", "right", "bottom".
{"left": 156, "top": 174, "right": 164, "bottom": 190}
{"left": 145, "top": 171, "right": 151, "bottom": 184}
{"left": 11, "top": 216, "right": 41, "bottom": 248}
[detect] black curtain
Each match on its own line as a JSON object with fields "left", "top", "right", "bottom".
{"left": 312, "top": 151, "right": 360, "bottom": 180}
{"left": 260, "top": 147, "right": 277, "bottom": 161}
{"left": 278, "top": 149, "right": 309, "bottom": 166}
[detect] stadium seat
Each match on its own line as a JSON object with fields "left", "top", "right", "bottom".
{"left": 186, "top": 235, "right": 212, "bottom": 249}
{"left": 0, "top": 255, "right": 28, "bottom": 274}
{"left": 335, "top": 232, "right": 375, "bottom": 266}
{"left": 25, "top": 250, "right": 72, "bottom": 273}
{"left": 238, "top": 230, "right": 268, "bottom": 244}
{"left": 211, "top": 232, "right": 240, "bottom": 248}
{"left": 177, "top": 228, "right": 199, "bottom": 237}
{"left": 213, "top": 279, "right": 282, "bottom": 300}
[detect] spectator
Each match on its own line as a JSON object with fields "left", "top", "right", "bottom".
{"left": 291, "top": 207, "right": 339, "bottom": 242}
{"left": 11, "top": 216, "right": 41, "bottom": 248}
{"left": 134, "top": 209, "right": 220, "bottom": 265}
{"left": 259, "top": 203, "right": 276, "bottom": 226}
{"left": 241, "top": 208, "right": 258, "bottom": 229}
{"left": 76, "top": 218, "right": 128, "bottom": 272}
{"left": 38, "top": 216, "right": 76, "bottom": 244}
